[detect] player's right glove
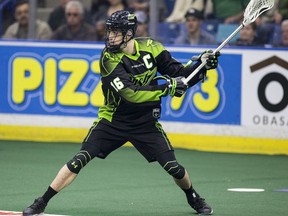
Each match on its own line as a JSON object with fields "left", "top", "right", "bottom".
{"left": 164, "top": 75, "right": 187, "bottom": 97}
{"left": 192, "top": 50, "right": 220, "bottom": 70}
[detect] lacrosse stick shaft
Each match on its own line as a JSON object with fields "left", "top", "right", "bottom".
{"left": 215, "top": 24, "right": 244, "bottom": 53}
{"left": 183, "top": 24, "right": 244, "bottom": 85}
{"left": 183, "top": 0, "right": 275, "bottom": 85}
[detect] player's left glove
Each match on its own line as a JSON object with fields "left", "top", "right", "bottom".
{"left": 166, "top": 75, "right": 187, "bottom": 97}
{"left": 155, "top": 75, "right": 187, "bottom": 97}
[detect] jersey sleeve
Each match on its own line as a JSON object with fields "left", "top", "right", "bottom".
{"left": 143, "top": 39, "right": 185, "bottom": 77}
{"left": 100, "top": 51, "right": 167, "bottom": 104}
{"left": 153, "top": 41, "right": 207, "bottom": 87}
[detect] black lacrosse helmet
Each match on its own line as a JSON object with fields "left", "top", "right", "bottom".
{"left": 105, "top": 10, "right": 138, "bottom": 52}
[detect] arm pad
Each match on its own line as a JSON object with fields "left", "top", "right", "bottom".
{"left": 181, "top": 61, "right": 207, "bottom": 87}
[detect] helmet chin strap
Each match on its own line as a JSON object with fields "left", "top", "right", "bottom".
{"left": 121, "top": 39, "right": 128, "bottom": 49}
{"left": 106, "top": 30, "right": 133, "bottom": 53}
{"left": 120, "top": 31, "right": 133, "bottom": 50}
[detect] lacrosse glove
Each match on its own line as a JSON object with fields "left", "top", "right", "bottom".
{"left": 193, "top": 50, "right": 220, "bottom": 70}
{"left": 167, "top": 76, "right": 187, "bottom": 97}
{"left": 156, "top": 75, "right": 187, "bottom": 97}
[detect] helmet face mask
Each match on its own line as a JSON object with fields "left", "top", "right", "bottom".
{"left": 105, "top": 10, "right": 137, "bottom": 53}
{"left": 106, "top": 30, "right": 124, "bottom": 53}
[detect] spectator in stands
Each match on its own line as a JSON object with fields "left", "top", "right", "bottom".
{"left": 91, "top": 0, "right": 109, "bottom": 17}
{"left": 48, "top": 0, "right": 71, "bottom": 31}
{"left": 256, "top": 0, "right": 280, "bottom": 25}
{"left": 165, "top": 0, "right": 214, "bottom": 23}
{"left": 51, "top": 0, "right": 97, "bottom": 41}
{"left": 280, "top": 20, "right": 288, "bottom": 47}
{"left": 274, "top": 0, "right": 288, "bottom": 23}
{"left": 256, "top": 0, "right": 287, "bottom": 27}
{"left": 174, "top": 8, "right": 216, "bottom": 45}
{"left": 93, "top": 0, "right": 131, "bottom": 41}
{"left": 127, "top": 0, "right": 149, "bottom": 12}
{"left": 166, "top": 0, "right": 250, "bottom": 24}
{"left": 210, "top": 0, "right": 250, "bottom": 24}
{"left": 1, "top": 1, "right": 16, "bottom": 36}
{"left": 232, "top": 23, "right": 264, "bottom": 47}
{"left": 2, "top": 0, "right": 52, "bottom": 40}
{"left": 166, "top": 0, "right": 193, "bottom": 23}
{"left": 135, "top": 10, "right": 149, "bottom": 37}
{"left": 255, "top": 0, "right": 288, "bottom": 45}
{"left": 48, "top": 0, "right": 92, "bottom": 31}
{"left": 126, "top": 0, "right": 151, "bottom": 13}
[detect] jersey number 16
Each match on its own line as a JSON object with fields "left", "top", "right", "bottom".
{"left": 110, "top": 77, "right": 124, "bottom": 92}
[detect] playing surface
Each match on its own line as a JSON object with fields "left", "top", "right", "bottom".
{"left": 0, "top": 140, "right": 287, "bottom": 216}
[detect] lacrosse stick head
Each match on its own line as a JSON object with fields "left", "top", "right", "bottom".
{"left": 243, "top": 0, "right": 275, "bottom": 26}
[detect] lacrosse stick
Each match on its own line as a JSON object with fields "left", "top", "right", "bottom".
{"left": 183, "top": 0, "right": 275, "bottom": 85}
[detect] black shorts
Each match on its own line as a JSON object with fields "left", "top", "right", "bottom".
{"left": 81, "top": 119, "right": 174, "bottom": 162}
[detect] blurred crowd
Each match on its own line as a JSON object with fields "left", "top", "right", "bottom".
{"left": 0, "top": 0, "right": 287, "bottom": 47}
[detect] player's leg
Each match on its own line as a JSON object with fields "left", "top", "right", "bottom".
{"left": 23, "top": 120, "right": 127, "bottom": 216}
{"left": 129, "top": 121, "right": 213, "bottom": 215}
{"left": 50, "top": 164, "right": 77, "bottom": 192}
{"left": 156, "top": 151, "right": 213, "bottom": 215}
{"left": 22, "top": 145, "right": 99, "bottom": 215}
{"left": 22, "top": 164, "right": 78, "bottom": 216}
{"left": 173, "top": 167, "right": 192, "bottom": 189}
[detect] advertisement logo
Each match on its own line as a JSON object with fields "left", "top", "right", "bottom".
{"left": 8, "top": 53, "right": 103, "bottom": 115}
{"left": 248, "top": 55, "right": 288, "bottom": 127}
{"left": 160, "top": 52, "right": 241, "bottom": 124}
{"left": 0, "top": 45, "right": 241, "bottom": 125}
{"left": 165, "top": 66, "right": 226, "bottom": 120}
{"left": 251, "top": 56, "right": 288, "bottom": 112}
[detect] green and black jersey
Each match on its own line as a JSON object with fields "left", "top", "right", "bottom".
{"left": 98, "top": 37, "right": 203, "bottom": 129}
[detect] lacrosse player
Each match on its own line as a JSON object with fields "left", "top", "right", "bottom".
{"left": 23, "top": 10, "right": 220, "bottom": 215}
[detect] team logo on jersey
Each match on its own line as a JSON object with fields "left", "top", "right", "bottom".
{"left": 152, "top": 108, "right": 161, "bottom": 119}
{"left": 130, "top": 70, "right": 155, "bottom": 86}
{"left": 71, "top": 161, "right": 78, "bottom": 169}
